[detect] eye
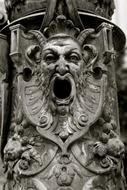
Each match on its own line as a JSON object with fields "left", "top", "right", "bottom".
{"left": 44, "top": 53, "right": 57, "bottom": 64}
{"left": 67, "top": 53, "right": 80, "bottom": 63}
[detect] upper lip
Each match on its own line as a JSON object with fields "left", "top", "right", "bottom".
{"left": 53, "top": 72, "right": 72, "bottom": 80}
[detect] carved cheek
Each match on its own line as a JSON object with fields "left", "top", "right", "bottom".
{"left": 44, "top": 62, "right": 57, "bottom": 73}
{"left": 79, "top": 60, "right": 84, "bottom": 69}
{"left": 71, "top": 60, "right": 84, "bottom": 74}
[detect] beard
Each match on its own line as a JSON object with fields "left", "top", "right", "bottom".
{"left": 34, "top": 63, "right": 88, "bottom": 137}
{"left": 34, "top": 64, "right": 52, "bottom": 114}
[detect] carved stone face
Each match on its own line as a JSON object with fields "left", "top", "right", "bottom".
{"left": 41, "top": 36, "right": 84, "bottom": 112}
{"left": 24, "top": 32, "right": 102, "bottom": 131}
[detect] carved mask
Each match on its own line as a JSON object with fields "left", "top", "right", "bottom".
{"left": 36, "top": 36, "right": 84, "bottom": 113}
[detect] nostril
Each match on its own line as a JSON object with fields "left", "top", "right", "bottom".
{"left": 56, "top": 67, "right": 66, "bottom": 75}
{"left": 56, "top": 64, "right": 69, "bottom": 75}
{"left": 66, "top": 65, "right": 69, "bottom": 71}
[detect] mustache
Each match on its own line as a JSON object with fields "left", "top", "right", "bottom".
{"left": 35, "top": 70, "right": 51, "bottom": 98}
{"left": 35, "top": 64, "right": 86, "bottom": 96}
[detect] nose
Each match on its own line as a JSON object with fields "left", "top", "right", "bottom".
{"left": 56, "top": 57, "right": 69, "bottom": 75}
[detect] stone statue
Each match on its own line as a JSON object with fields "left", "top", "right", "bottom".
{"left": 0, "top": 0, "right": 126, "bottom": 189}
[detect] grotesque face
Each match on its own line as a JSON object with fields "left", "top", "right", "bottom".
{"left": 21, "top": 28, "right": 104, "bottom": 141}
{"left": 40, "top": 36, "right": 85, "bottom": 112}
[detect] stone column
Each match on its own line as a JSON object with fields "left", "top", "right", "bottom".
{"left": 0, "top": 0, "right": 126, "bottom": 189}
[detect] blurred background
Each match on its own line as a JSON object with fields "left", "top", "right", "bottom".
{"left": 113, "top": 0, "right": 127, "bottom": 43}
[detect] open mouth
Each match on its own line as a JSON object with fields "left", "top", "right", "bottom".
{"left": 51, "top": 74, "right": 75, "bottom": 105}
{"left": 53, "top": 78, "right": 72, "bottom": 100}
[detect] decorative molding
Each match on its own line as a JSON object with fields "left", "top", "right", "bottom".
{"left": 4, "top": 0, "right": 115, "bottom": 21}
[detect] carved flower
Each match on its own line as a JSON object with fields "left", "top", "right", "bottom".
{"left": 100, "top": 157, "right": 111, "bottom": 168}
{"left": 4, "top": 134, "right": 23, "bottom": 161}
{"left": 103, "top": 123, "right": 112, "bottom": 134}
{"left": 93, "top": 142, "right": 107, "bottom": 157}
{"left": 107, "top": 138, "right": 125, "bottom": 158}
{"left": 56, "top": 166, "right": 75, "bottom": 186}
{"left": 19, "top": 159, "right": 30, "bottom": 170}
{"left": 100, "top": 133, "right": 110, "bottom": 143}
{"left": 19, "top": 151, "right": 31, "bottom": 170}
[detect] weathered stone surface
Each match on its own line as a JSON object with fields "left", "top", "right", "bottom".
{"left": 0, "top": 0, "right": 126, "bottom": 189}
{"left": 4, "top": 0, "right": 115, "bottom": 21}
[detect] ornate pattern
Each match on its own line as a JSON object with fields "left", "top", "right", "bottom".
{"left": 4, "top": 0, "right": 115, "bottom": 21}
{"left": 0, "top": 0, "right": 126, "bottom": 189}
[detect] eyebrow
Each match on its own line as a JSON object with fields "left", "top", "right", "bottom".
{"left": 43, "top": 47, "right": 81, "bottom": 55}
{"left": 67, "top": 48, "right": 79, "bottom": 51}
{"left": 43, "top": 48, "right": 58, "bottom": 54}
{"left": 64, "top": 48, "right": 81, "bottom": 54}
{"left": 54, "top": 43, "right": 68, "bottom": 47}
{"left": 53, "top": 43, "right": 79, "bottom": 48}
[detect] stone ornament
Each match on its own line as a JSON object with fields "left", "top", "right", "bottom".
{"left": 0, "top": 0, "right": 126, "bottom": 189}
{"left": 4, "top": 0, "right": 115, "bottom": 21}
